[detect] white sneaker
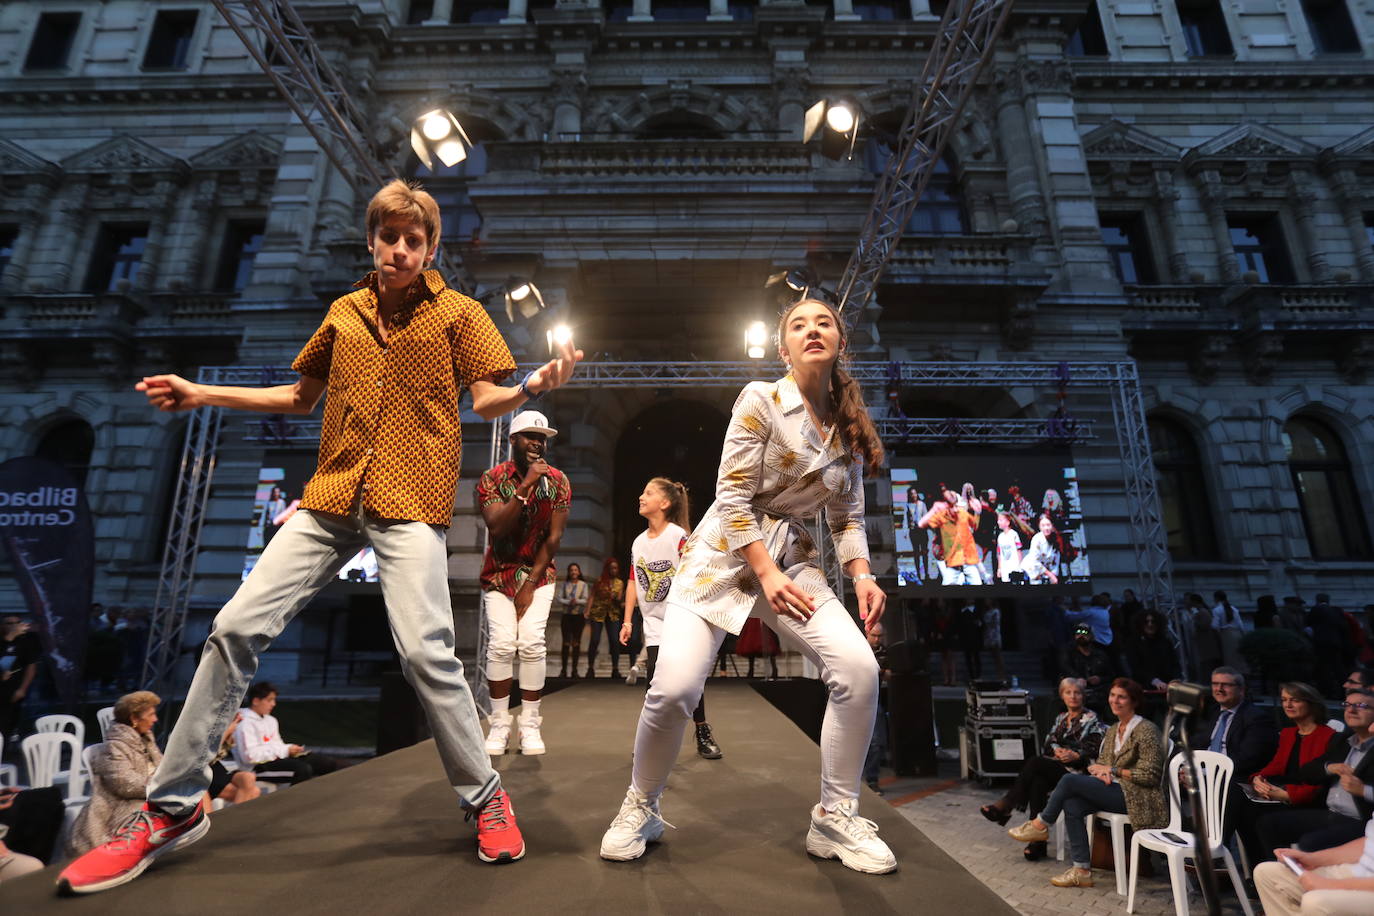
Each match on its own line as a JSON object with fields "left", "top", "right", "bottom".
{"left": 519, "top": 716, "right": 545, "bottom": 755}
{"left": 600, "top": 789, "right": 670, "bottom": 861}
{"left": 485, "top": 714, "right": 512, "bottom": 756}
{"left": 626, "top": 665, "right": 643, "bottom": 685}
{"left": 805, "top": 800, "right": 897, "bottom": 874}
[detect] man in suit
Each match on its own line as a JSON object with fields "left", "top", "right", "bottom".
{"left": 1257, "top": 683, "right": 1374, "bottom": 854}
{"left": 1188, "top": 666, "right": 1279, "bottom": 783}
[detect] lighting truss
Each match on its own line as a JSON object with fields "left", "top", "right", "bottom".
{"left": 834, "top": 0, "right": 1016, "bottom": 319}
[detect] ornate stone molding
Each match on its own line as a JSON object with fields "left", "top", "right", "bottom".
{"left": 1187, "top": 334, "right": 1228, "bottom": 384}
{"left": 1081, "top": 120, "right": 1182, "bottom": 162}
{"left": 1240, "top": 331, "right": 1284, "bottom": 384}
{"left": 1337, "top": 333, "right": 1374, "bottom": 385}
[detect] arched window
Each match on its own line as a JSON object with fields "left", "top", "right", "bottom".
{"left": 865, "top": 125, "right": 965, "bottom": 235}
{"left": 35, "top": 418, "right": 95, "bottom": 489}
{"left": 1283, "top": 416, "right": 1371, "bottom": 559}
{"left": 1147, "top": 415, "right": 1217, "bottom": 560}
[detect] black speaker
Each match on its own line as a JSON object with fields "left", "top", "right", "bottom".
{"left": 887, "top": 670, "right": 937, "bottom": 777}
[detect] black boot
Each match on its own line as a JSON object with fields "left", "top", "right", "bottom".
{"left": 696, "top": 722, "right": 722, "bottom": 759}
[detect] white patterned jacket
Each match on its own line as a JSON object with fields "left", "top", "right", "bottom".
{"left": 667, "top": 375, "right": 869, "bottom": 634}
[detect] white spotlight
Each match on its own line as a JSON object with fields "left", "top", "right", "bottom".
{"left": 547, "top": 323, "right": 574, "bottom": 354}
{"left": 745, "top": 320, "right": 768, "bottom": 359}
{"left": 435, "top": 139, "right": 467, "bottom": 167}
{"left": 421, "top": 112, "right": 451, "bottom": 141}
{"left": 825, "top": 104, "right": 855, "bottom": 135}
{"left": 509, "top": 282, "right": 532, "bottom": 302}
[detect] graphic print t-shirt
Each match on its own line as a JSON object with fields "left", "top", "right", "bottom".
{"left": 632, "top": 523, "right": 688, "bottom": 647}
{"left": 996, "top": 529, "right": 1023, "bottom": 581}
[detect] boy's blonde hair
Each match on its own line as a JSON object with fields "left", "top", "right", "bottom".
{"left": 366, "top": 180, "right": 441, "bottom": 255}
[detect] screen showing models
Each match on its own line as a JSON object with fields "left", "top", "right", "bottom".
{"left": 242, "top": 450, "right": 377, "bottom": 583}
{"left": 890, "top": 448, "right": 1092, "bottom": 597}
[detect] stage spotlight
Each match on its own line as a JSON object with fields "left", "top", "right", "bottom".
{"left": 411, "top": 108, "right": 473, "bottom": 170}
{"left": 802, "top": 98, "right": 862, "bottom": 162}
{"left": 547, "top": 323, "right": 574, "bottom": 354}
{"left": 745, "top": 320, "right": 768, "bottom": 359}
{"left": 503, "top": 276, "right": 544, "bottom": 323}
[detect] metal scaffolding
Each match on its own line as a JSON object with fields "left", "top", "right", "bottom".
{"left": 143, "top": 360, "right": 1169, "bottom": 695}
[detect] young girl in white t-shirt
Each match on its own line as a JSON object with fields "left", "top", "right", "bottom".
{"left": 619, "top": 477, "right": 722, "bottom": 760}
{"left": 994, "top": 512, "right": 1024, "bottom": 583}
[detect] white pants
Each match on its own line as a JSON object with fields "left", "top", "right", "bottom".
{"left": 631, "top": 600, "right": 878, "bottom": 810}
{"left": 484, "top": 583, "right": 555, "bottom": 692}
{"left": 1254, "top": 862, "right": 1374, "bottom": 916}
{"left": 941, "top": 563, "right": 983, "bottom": 585}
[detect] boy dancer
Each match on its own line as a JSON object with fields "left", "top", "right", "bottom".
{"left": 479, "top": 411, "right": 569, "bottom": 756}
{"left": 58, "top": 180, "right": 581, "bottom": 894}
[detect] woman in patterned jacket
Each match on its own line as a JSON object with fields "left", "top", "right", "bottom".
{"left": 599, "top": 298, "right": 895, "bottom": 875}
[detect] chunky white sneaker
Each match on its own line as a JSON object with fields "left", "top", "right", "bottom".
{"left": 519, "top": 716, "right": 545, "bottom": 755}
{"left": 485, "top": 714, "right": 512, "bottom": 756}
{"left": 626, "top": 665, "right": 643, "bottom": 685}
{"left": 805, "top": 800, "right": 897, "bottom": 874}
{"left": 600, "top": 789, "right": 670, "bottom": 861}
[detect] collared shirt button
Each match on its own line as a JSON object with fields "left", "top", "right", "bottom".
{"left": 365, "top": 447, "right": 374, "bottom": 455}
{"left": 375, "top": 379, "right": 383, "bottom": 387}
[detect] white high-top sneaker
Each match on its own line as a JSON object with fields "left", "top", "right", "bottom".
{"left": 805, "top": 799, "right": 897, "bottom": 874}
{"left": 599, "top": 789, "right": 670, "bottom": 861}
{"left": 485, "top": 714, "right": 512, "bottom": 756}
{"left": 518, "top": 716, "right": 545, "bottom": 755}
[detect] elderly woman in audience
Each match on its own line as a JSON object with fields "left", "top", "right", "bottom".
{"left": 1007, "top": 678, "right": 1166, "bottom": 888}
{"left": 1235, "top": 681, "right": 1336, "bottom": 865}
{"left": 981, "top": 678, "right": 1106, "bottom": 860}
{"left": 67, "top": 690, "right": 164, "bottom": 857}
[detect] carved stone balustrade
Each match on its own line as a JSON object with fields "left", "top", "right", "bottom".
{"left": 487, "top": 140, "right": 814, "bottom": 180}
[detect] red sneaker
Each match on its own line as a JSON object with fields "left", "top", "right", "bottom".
{"left": 468, "top": 789, "right": 525, "bottom": 863}
{"left": 57, "top": 802, "right": 209, "bottom": 895}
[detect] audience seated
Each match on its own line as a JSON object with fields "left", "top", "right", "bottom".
{"left": 980, "top": 677, "right": 1106, "bottom": 861}
{"left": 1258, "top": 683, "right": 1374, "bottom": 855}
{"left": 1006, "top": 678, "right": 1165, "bottom": 889}
{"left": 1123, "top": 609, "right": 1180, "bottom": 690}
{"left": 1186, "top": 666, "right": 1278, "bottom": 788}
{"left": 208, "top": 712, "right": 260, "bottom": 806}
{"left": 1061, "top": 624, "right": 1115, "bottom": 714}
{"left": 67, "top": 690, "right": 163, "bottom": 858}
{"left": 236, "top": 682, "right": 339, "bottom": 785}
{"left": 1254, "top": 814, "right": 1374, "bottom": 916}
{"left": 1235, "top": 682, "right": 1337, "bottom": 865}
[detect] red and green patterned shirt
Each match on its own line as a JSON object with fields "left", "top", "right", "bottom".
{"left": 477, "top": 460, "right": 571, "bottom": 596}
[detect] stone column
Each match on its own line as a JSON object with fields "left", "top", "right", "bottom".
{"left": 994, "top": 69, "right": 1048, "bottom": 242}
{"left": 424, "top": 0, "right": 455, "bottom": 24}
{"left": 708, "top": 0, "right": 732, "bottom": 21}
{"left": 911, "top": 0, "right": 933, "bottom": 17}
{"left": 628, "top": 0, "right": 652, "bottom": 21}
{"left": 1326, "top": 165, "right": 1374, "bottom": 282}
{"left": 169, "top": 176, "right": 218, "bottom": 289}
{"left": 1, "top": 180, "right": 55, "bottom": 293}
{"left": 833, "top": 0, "right": 860, "bottom": 21}
{"left": 45, "top": 178, "right": 91, "bottom": 291}
{"left": 550, "top": 65, "right": 588, "bottom": 141}
{"left": 502, "top": 0, "right": 529, "bottom": 24}
{"left": 1152, "top": 167, "right": 1191, "bottom": 282}
{"left": 1288, "top": 171, "right": 1329, "bottom": 282}
{"left": 1196, "top": 169, "right": 1240, "bottom": 283}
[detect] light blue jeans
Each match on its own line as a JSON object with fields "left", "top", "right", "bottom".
{"left": 147, "top": 507, "right": 499, "bottom": 817}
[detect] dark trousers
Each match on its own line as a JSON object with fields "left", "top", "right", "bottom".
{"left": 646, "top": 646, "right": 705, "bottom": 724}
{"left": 586, "top": 620, "right": 621, "bottom": 673}
{"left": 1254, "top": 806, "right": 1366, "bottom": 854}
{"left": 559, "top": 613, "right": 584, "bottom": 674}
{"left": 1004, "top": 756, "right": 1072, "bottom": 817}
{"left": 0, "top": 785, "right": 63, "bottom": 863}
{"left": 863, "top": 698, "right": 889, "bottom": 786}
{"left": 0, "top": 691, "right": 25, "bottom": 741}
{"left": 253, "top": 753, "right": 340, "bottom": 785}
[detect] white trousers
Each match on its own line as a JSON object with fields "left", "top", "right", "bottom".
{"left": 631, "top": 600, "right": 878, "bottom": 810}
{"left": 484, "top": 583, "right": 555, "bottom": 692}
{"left": 1254, "top": 862, "right": 1374, "bottom": 916}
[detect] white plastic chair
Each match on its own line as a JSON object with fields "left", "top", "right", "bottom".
{"left": 22, "top": 732, "right": 82, "bottom": 798}
{"left": 1126, "top": 750, "right": 1253, "bottom": 916}
{"left": 0, "top": 733, "right": 18, "bottom": 788}
{"left": 1093, "top": 810, "right": 1133, "bottom": 896}
{"left": 71, "top": 744, "right": 100, "bottom": 799}
{"left": 97, "top": 706, "right": 117, "bottom": 739}
{"left": 35, "top": 713, "right": 86, "bottom": 751}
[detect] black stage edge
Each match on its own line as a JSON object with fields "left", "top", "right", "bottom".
{"left": 1, "top": 681, "right": 1013, "bottom": 915}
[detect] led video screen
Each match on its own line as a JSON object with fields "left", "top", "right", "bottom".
{"left": 890, "top": 448, "right": 1092, "bottom": 597}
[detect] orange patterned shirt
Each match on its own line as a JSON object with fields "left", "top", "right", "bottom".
{"left": 291, "top": 269, "right": 516, "bottom": 526}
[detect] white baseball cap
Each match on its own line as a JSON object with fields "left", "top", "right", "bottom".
{"left": 509, "top": 410, "right": 558, "bottom": 439}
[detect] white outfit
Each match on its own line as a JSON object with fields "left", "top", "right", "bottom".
{"left": 632, "top": 523, "right": 687, "bottom": 647}
{"left": 234, "top": 707, "right": 291, "bottom": 765}
{"left": 995, "top": 529, "right": 1022, "bottom": 582}
{"left": 630, "top": 377, "right": 879, "bottom": 810}
{"left": 1020, "top": 531, "right": 1060, "bottom": 584}
{"left": 484, "top": 583, "right": 556, "bottom": 691}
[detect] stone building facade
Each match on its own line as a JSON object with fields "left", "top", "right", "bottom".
{"left": 1, "top": 0, "right": 1371, "bottom": 684}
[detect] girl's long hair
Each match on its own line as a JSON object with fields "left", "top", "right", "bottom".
{"left": 595, "top": 557, "right": 619, "bottom": 592}
{"left": 777, "top": 298, "right": 885, "bottom": 476}
{"left": 648, "top": 477, "right": 692, "bottom": 534}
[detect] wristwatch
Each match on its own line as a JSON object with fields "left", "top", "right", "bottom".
{"left": 851, "top": 573, "right": 877, "bottom": 584}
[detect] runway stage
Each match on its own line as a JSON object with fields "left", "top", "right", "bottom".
{"left": 1, "top": 681, "right": 1015, "bottom": 915}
